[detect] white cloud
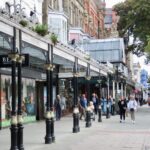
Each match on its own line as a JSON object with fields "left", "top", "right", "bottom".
{"left": 133, "top": 55, "right": 150, "bottom": 75}
{"left": 105, "top": 0, "right": 125, "bottom": 8}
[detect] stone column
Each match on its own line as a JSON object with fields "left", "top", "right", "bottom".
{"left": 42, "top": 0, "right": 49, "bottom": 24}
{"left": 58, "top": 0, "right": 63, "bottom": 12}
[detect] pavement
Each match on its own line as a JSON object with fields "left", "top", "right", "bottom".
{"left": 1, "top": 105, "right": 150, "bottom": 150}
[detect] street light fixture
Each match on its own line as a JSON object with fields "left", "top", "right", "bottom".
{"left": 85, "top": 64, "right": 91, "bottom": 128}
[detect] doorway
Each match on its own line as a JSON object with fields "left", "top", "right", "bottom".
{"left": 36, "top": 81, "right": 46, "bottom": 121}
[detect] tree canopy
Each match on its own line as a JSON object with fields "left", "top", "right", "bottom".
{"left": 113, "top": 0, "right": 150, "bottom": 57}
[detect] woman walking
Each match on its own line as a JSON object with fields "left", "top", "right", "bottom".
{"left": 128, "top": 95, "right": 138, "bottom": 124}
{"left": 118, "top": 96, "right": 127, "bottom": 123}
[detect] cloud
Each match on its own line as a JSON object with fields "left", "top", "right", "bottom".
{"left": 105, "top": 0, "right": 125, "bottom": 8}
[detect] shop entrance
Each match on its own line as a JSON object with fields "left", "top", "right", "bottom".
{"left": 36, "top": 81, "right": 46, "bottom": 121}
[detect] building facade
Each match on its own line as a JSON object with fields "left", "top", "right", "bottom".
{"left": 0, "top": 6, "right": 111, "bottom": 129}
{"left": 104, "top": 8, "right": 119, "bottom": 38}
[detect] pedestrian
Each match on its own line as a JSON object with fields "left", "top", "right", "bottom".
{"left": 89, "top": 101, "right": 95, "bottom": 120}
{"left": 128, "top": 94, "right": 138, "bottom": 124}
{"left": 79, "top": 94, "right": 87, "bottom": 120}
{"left": 60, "top": 94, "right": 66, "bottom": 116}
{"left": 118, "top": 96, "right": 127, "bottom": 123}
{"left": 91, "top": 93, "right": 98, "bottom": 115}
{"left": 108, "top": 95, "right": 113, "bottom": 115}
{"left": 101, "top": 97, "right": 107, "bottom": 115}
{"left": 54, "top": 95, "right": 62, "bottom": 120}
{"left": 125, "top": 97, "right": 129, "bottom": 117}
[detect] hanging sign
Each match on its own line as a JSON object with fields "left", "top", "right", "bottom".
{"left": 0, "top": 54, "right": 29, "bottom": 67}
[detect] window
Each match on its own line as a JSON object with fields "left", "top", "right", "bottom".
{"left": 0, "top": 75, "right": 36, "bottom": 127}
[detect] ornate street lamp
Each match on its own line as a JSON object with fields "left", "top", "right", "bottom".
{"left": 72, "top": 57, "right": 80, "bottom": 133}
{"left": 106, "top": 74, "right": 110, "bottom": 119}
{"left": 17, "top": 54, "right": 24, "bottom": 150}
{"left": 9, "top": 51, "right": 19, "bottom": 150}
{"left": 97, "top": 70, "right": 102, "bottom": 122}
{"left": 17, "top": 30, "right": 24, "bottom": 150}
{"left": 9, "top": 27, "right": 19, "bottom": 150}
{"left": 85, "top": 64, "right": 91, "bottom": 128}
{"left": 44, "top": 44, "right": 55, "bottom": 144}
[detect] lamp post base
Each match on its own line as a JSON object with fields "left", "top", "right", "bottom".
{"left": 45, "top": 119, "right": 52, "bottom": 144}
{"left": 10, "top": 124, "right": 19, "bottom": 150}
{"left": 106, "top": 105, "right": 110, "bottom": 119}
{"left": 85, "top": 110, "right": 91, "bottom": 128}
{"left": 98, "top": 108, "right": 102, "bottom": 122}
{"left": 18, "top": 123, "right": 24, "bottom": 150}
{"left": 112, "top": 104, "right": 115, "bottom": 116}
{"left": 73, "top": 112, "right": 80, "bottom": 133}
{"left": 51, "top": 117, "right": 55, "bottom": 143}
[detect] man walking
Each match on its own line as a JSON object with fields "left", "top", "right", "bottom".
{"left": 79, "top": 94, "right": 87, "bottom": 120}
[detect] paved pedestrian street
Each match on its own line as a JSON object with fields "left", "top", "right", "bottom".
{"left": 1, "top": 105, "right": 150, "bottom": 150}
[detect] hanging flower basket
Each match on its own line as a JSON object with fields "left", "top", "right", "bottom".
{"left": 34, "top": 24, "right": 48, "bottom": 36}
{"left": 19, "top": 20, "right": 28, "bottom": 27}
{"left": 50, "top": 33, "right": 58, "bottom": 45}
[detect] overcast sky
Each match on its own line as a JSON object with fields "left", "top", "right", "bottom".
{"left": 105, "top": 0, "right": 125, "bottom": 8}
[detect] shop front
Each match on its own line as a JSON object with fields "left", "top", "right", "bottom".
{"left": 0, "top": 74, "right": 36, "bottom": 128}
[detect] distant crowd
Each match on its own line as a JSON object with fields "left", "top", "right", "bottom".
{"left": 53, "top": 92, "right": 144, "bottom": 124}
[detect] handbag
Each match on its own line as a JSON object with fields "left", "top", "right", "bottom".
{"left": 130, "top": 108, "right": 134, "bottom": 112}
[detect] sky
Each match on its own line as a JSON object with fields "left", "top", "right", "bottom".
{"left": 105, "top": 0, "right": 125, "bottom": 8}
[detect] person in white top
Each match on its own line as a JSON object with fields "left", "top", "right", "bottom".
{"left": 127, "top": 95, "right": 138, "bottom": 124}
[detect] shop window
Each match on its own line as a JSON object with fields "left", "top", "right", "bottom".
{"left": 0, "top": 75, "right": 36, "bottom": 127}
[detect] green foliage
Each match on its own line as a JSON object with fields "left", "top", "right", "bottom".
{"left": 34, "top": 24, "right": 48, "bottom": 36}
{"left": 145, "top": 36, "right": 150, "bottom": 52}
{"left": 50, "top": 33, "right": 58, "bottom": 45}
{"left": 114, "top": 0, "right": 150, "bottom": 56}
{"left": 19, "top": 20, "right": 28, "bottom": 27}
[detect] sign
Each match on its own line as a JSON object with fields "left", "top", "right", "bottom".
{"left": 0, "top": 54, "right": 29, "bottom": 67}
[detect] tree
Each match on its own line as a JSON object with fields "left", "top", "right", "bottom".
{"left": 114, "top": 0, "right": 150, "bottom": 56}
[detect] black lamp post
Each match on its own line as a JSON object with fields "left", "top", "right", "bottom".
{"left": 115, "top": 65, "right": 120, "bottom": 114}
{"left": 106, "top": 74, "right": 110, "bottom": 119}
{"left": 9, "top": 27, "right": 19, "bottom": 150}
{"left": 97, "top": 71, "right": 102, "bottom": 122}
{"left": 17, "top": 30, "right": 24, "bottom": 150}
{"left": 72, "top": 57, "right": 80, "bottom": 133}
{"left": 111, "top": 79, "right": 116, "bottom": 116}
{"left": 45, "top": 44, "right": 55, "bottom": 144}
{"left": 85, "top": 64, "right": 91, "bottom": 128}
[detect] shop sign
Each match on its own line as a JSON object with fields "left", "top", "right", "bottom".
{"left": 0, "top": 54, "right": 29, "bottom": 67}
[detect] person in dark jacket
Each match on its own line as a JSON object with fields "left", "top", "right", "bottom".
{"left": 118, "top": 96, "right": 127, "bottom": 123}
{"left": 54, "top": 95, "right": 62, "bottom": 120}
{"left": 79, "top": 94, "right": 87, "bottom": 120}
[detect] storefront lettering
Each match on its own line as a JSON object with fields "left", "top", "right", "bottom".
{"left": 2, "top": 57, "right": 11, "bottom": 63}
{"left": 0, "top": 54, "right": 29, "bottom": 67}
